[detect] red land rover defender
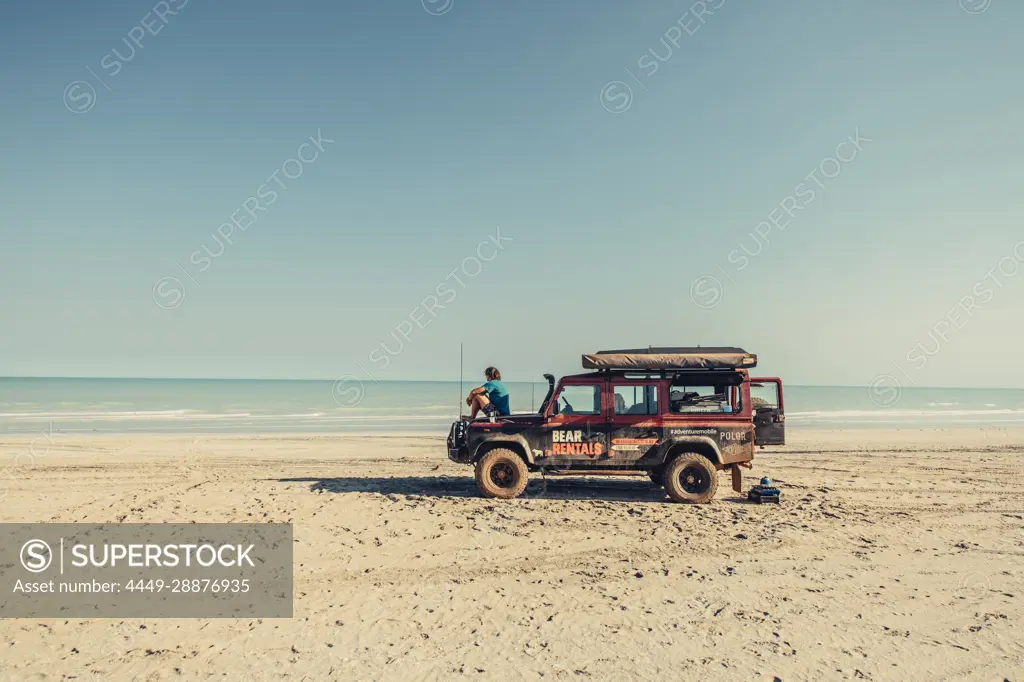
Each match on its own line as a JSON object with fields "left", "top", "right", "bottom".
{"left": 446, "top": 347, "right": 784, "bottom": 503}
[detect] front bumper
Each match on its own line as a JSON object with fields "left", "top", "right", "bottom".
{"left": 446, "top": 420, "right": 471, "bottom": 464}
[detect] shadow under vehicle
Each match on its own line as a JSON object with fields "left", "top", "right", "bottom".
{"left": 446, "top": 347, "right": 785, "bottom": 503}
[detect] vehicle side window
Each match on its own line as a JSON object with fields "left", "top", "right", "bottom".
{"left": 556, "top": 385, "right": 601, "bottom": 415}
{"left": 669, "top": 384, "right": 733, "bottom": 413}
{"left": 614, "top": 385, "right": 658, "bottom": 415}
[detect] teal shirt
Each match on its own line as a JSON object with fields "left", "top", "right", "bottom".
{"left": 483, "top": 380, "right": 510, "bottom": 416}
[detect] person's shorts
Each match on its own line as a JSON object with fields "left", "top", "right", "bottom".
{"left": 481, "top": 402, "right": 498, "bottom": 417}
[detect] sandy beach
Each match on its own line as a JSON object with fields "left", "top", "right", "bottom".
{"left": 1, "top": 428, "right": 1022, "bottom": 681}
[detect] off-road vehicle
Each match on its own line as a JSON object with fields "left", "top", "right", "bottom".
{"left": 446, "top": 347, "right": 785, "bottom": 503}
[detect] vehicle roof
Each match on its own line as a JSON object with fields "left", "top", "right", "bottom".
{"left": 560, "top": 369, "right": 746, "bottom": 381}
{"left": 582, "top": 347, "right": 756, "bottom": 371}
{"left": 598, "top": 346, "right": 749, "bottom": 354}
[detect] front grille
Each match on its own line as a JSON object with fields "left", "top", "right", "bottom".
{"left": 448, "top": 420, "right": 467, "bottom": 448}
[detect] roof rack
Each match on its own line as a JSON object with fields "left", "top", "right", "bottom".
{"left": 582, "top": 347, "right": 756, "bottom": 371}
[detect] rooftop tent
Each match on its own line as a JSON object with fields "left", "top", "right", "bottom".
{"left": 581, "top": 347, "right": 757, "bottom": 371}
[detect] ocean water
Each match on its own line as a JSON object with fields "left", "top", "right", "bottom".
{"left": 1, "top": 378, "right": 1023, "bottom": 436}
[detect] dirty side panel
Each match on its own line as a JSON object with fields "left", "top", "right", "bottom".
{"left": 531, "top": 422, "right": 612, "bottom": 467}
{"left": 530, "top": 420, "right": 754, "bottom": 468}
{"left": 663, "top": 425, "right": 754, "bottom": 464}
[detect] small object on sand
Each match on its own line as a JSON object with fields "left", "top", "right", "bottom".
{"left": 749, "top": 477, "right": 781, "bottom": 504}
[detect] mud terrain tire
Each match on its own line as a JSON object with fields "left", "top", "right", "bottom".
{"left": 663, "top": 453, "right": 718, "bottom": 504}
{"left": 475, "top": 448, "right": 529, "bottom": 499}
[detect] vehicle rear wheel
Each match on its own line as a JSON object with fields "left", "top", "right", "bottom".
{"left": 663, "top": 453, "right": 718, "bottom": 504}
{"left": 474, "top": 448, "right": 529, "bottom": 499}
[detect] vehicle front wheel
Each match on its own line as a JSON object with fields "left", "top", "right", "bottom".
{"left": 474, "top": 448, "right": 529, "bottom": 499}
{"left": 663, "top": 453, "right": 718, "bottom": 504}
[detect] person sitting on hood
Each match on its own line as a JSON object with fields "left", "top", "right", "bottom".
{"left": 466, "top": 367, "right": 510, "bottom": 419}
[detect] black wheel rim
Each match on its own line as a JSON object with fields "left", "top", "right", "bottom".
{"left": 490, "top": 462, "right": 517, "bottom": 488}
{"left": 679, "top": 464, "right": 709, "bottom": 495}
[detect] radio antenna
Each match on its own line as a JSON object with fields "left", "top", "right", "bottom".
{"left": 459, "top": 342, "right": 464, "bottom": 418}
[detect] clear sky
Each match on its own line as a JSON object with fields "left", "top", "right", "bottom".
{"left": 1, "top": 0, "right": 1022, "bottom": 387}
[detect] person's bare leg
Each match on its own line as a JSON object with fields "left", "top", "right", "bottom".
{"left": 470, "top": 394, "right": 491, "bottom": 418}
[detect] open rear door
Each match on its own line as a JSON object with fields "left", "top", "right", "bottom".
{"left": 750, "top": 378, "right": 785, "bottom": 445}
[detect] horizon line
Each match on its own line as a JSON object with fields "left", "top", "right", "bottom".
{"left": 0, "top": 376, "right": 1017, "bottom": 391}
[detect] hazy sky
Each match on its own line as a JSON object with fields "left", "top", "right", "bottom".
{"left": 2, "top": 0, "right": 1022, "bottom": 387}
